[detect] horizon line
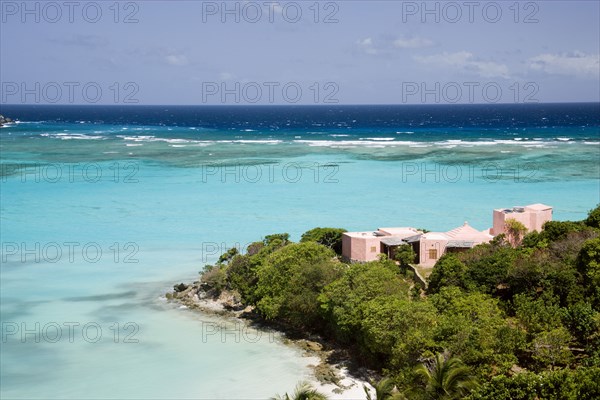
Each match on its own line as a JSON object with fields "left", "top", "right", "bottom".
{"left": 2, "top": 101, "right": 599, "bottom": 108}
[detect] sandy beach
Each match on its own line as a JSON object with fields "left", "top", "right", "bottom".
{"left": 168, "top": 284, "right": 375, "bottom": 399}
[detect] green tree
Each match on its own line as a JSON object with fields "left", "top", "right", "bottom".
{"left": 508, "top": 236, "right": 586, "bottom": 307}
{"left": 585, "top": 205, "right": 600, "bottom": 229}
{"left": 300, "top": 227, "right": 347, "bottom": 255}
{"left": 458, "top": 243, "right": 517, "bottom": 294}
{"left": 318, "top": 259, "right": 410, "bottom": 344}
{"left": 413, "top": 353, "right": 478, "bottom": 399}
{"left": 246, "top": 241, "right": 265, "bottom": 256}
{"left": 264, "top": 233, "right": 291, "bottom": 246}
{"left": 226, "top": 254, "right": 259, "bottom": 303}
{"left": 577, "top": 237, "right": 600, "bottom": 307}
{"left": 427, "top": 255, "right": 468, "bottom": 294}
{"left": 521, "top": 231, "right": 548, "bottom": 249}
{"left": 468, "top": 372, "right": 544, "bottom": 400}
{"left": 513, "top": 293, "right": 563, "bottom": 335}
{"left": 531, "top": 327, "right": 574, "bottom": 369}
{"left": 562, "top": 301, "right": 599, "bottom": 346}
{"left": 255, "top": 242, "right": 341, "bottom": 329}
{"left": 217, "top": 247, "right": 239, "bottom": 264}
{"left": 394, "top": 244, "right": 417, "bottom": 269}
{"left": 540, "top": 220, "right": 585, "bottom": 242}
{"left": 271, "top": 381, "right": 328, "bottom": 400}
{"left": 362, "top": 296, "right": 438, "bottom": 369}
{"left": 431, "top": 287, "right": 519, "bottom": 372}
{"left": 469, "top": 367, "right": 600, "bottom": 400}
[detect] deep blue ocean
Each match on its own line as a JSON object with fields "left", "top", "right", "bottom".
{"left": 2, "top": 103, "right": 599, "bottom": 137}
{"left": 1, "top": 103, "right": 599, "bottom": 399}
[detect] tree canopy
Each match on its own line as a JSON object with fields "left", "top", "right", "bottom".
{"left": 196, "top": 205, "right": 600, "bottom": 399}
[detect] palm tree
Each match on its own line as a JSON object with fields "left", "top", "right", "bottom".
{"left": 413, "top": 353, "right": 478, "bottom": 400}
{"left": 363, "top": 377, "right": 406, "bottom": 400}
{"left": 271, "top": 381, "right": 328, "bottom": 400}
{"left": 504, "top": 218, "right": 528, "bottom": 247}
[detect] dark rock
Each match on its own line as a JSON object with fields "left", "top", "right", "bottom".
{"left": 220, "top": 290, "right": 243, "bottom": 310}
{"left": 306, "top": 341, "right": 323, "bottom": 352}
{"left": 0, "top": 115, "right": 13, "bottom": 127}
{"left": 297, "top": 339, "right": 324, "bottom": 352}
{"left": 314, "top": 363, "right": 340, "bottom": 385}
{"left": 173, "top": 283, "right": 189, "bottom": 292}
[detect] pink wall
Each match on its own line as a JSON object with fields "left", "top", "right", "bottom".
{"left": 341, "top": 235, "right": 353, "bottom": 260}
{"left": 492, "top": 206, "right": 552, "bottom": 236}
{"left": 492, "top": 210, "right": 530, "bottom": 235}
{"left": 529, "top": 208, "right": 553, "bottom": 232}
{"left": 419, "top": 239, "right": 447, "bottom": 267}
{"left": 342, "top": 234, "right": 382, "bottom": 262}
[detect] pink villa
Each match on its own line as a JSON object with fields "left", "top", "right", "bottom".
{"left": 490, "top": 203, "right": 553, "bottom": 236}
{"left": 342, "top": 203, "right": 553, "bottom": 267}
{"left": 342, "top": 227, "right": 423, "bottom": 263}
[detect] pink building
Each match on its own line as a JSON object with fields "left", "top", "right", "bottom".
{"left": 491, "top": 203, "right": 553, "bottom": 236}
{"left": 341, "top": 227, "right": 422, "bottom": 263}
{"left": 414, "top": 222, "right": 493, "bottom": 267}
{"left": 341, "top": 203, "right": 553, "bottom": 266}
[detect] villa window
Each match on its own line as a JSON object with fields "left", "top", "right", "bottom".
{"left": 370, "top": 246, "right": 377, "bottom": 253}
{"left": 428, "top": 249, "right": 438, "bottom": 260}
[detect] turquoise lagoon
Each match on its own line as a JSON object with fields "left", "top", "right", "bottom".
{"left": 1, "top": 104, "right": 599, "bottom": 398}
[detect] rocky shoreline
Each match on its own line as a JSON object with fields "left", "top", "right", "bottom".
{"left": 166, "top": 281, "right": 374, "bottom": 396}
{"left": 0, "top": 115, "right": 14, "bottom": 127}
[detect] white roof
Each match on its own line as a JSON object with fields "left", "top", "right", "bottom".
{"left": 344, "top": 231, "right": 381, "bottom": 238}
{"left": 495, "top": 203, "right": 552, "bottom": 212}
{"left": 345, "top": 227, "right": 421, "bottom": 239}
{"left": 378, "top": 227, "right": 420, "bottom": 236}
{"left": 422, "top": 232, "right": 448, "bottom": 240}
{"left": 525, "top": 203, "right": 552, "bottom": 211}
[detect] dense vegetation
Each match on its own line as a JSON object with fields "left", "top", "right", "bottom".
{"left": 201, "top": 209, "right": 600, "bottom": 399}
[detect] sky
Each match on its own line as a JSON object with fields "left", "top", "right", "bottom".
{"left": 0, "top": 0, "right": 599, "bottom": 105}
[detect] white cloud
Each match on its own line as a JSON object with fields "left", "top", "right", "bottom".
{"left": 357, "top": 35, "right": 434, "bottom": 55}
{"left": 393, "top": 36, "right": 434, "bottom": 49}
{"left": 165, "top": 54, "right": 189, "bottom": 66}
{"left": 414, "top": 51, "right": 510, "bottom": 79}
{"left": 356, "top": 37, "right": 378, "bottom": 55}
{"left": 528, "top": 52, "right": 599, "bottom": 77}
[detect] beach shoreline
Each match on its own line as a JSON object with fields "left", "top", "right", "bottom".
{"left": 166, "top": 282, "right": 375, "bottom": 399}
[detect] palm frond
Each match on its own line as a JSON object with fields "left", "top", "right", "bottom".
{"left": 277, "top": 381, "right": 328, "bottom": 400}
{"left": 413, "top": 352, "right": 478, "bottom": 400}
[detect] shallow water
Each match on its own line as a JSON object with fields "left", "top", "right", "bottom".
{"left": 1, "top": 104, "right": 599, "bottom": 398}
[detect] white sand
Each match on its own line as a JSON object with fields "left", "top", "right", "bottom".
{"left": 303, "top": 361, "right": 374, "bottom": 400}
